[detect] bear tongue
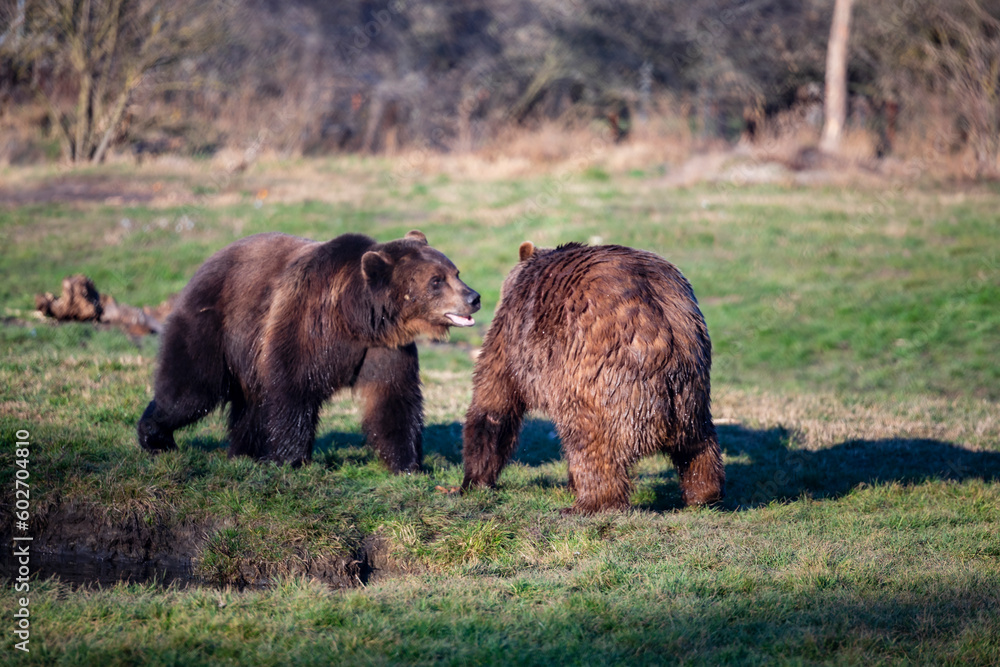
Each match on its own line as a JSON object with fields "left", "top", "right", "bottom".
{"left": 446, "top": 313, "right": 475, "bottom": 327}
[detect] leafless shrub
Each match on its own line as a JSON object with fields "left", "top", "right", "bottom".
{"left": 4, "top": 0, "right": 229, "bottom": 163}
{"left": 922, "top": 0, "right": 1000, "bottom": 176}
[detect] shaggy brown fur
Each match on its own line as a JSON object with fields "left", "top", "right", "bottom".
{"left": 462, "top": 241, "right": 724, "bottom": 512}
{"left": 138, "top": 230, "right": 480, "bottom": 469}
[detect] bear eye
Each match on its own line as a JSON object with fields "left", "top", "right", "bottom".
{"left": 429, "top": 276, "right": 444, "bottom": 289}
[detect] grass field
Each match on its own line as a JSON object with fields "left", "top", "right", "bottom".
{"left": 2, "top": 157, "right": 999, "bottom": 665}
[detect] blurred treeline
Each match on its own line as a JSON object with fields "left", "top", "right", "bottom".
{"left": 0, "top": 0, "right": 998, "bottom": 173}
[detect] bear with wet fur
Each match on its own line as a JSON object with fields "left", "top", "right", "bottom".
{"left": 138, "top": 230, "right": 480, "bottom": 469}
{"left": 462, "top": 241, "right": 724, "bottom": 512}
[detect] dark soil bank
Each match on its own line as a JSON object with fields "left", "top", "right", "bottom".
{"left": 2, "top": 501, "right": 392, "bottom": 589}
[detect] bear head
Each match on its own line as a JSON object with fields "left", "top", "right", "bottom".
{"left": 362, "top": 230, "right": 480, "bottom": 341}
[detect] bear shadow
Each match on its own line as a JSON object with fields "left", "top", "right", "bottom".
{"left": 418, "top": 417, "right": 564, "bottom": 467}
{"left": 184, "top": 421, "right": 999, "bottom": 516}
{"left": 312, "top": 417, "right": 563, "bottom": 470}
{"left": 182, "top": 428, "right": 370, "bottom": 465}
{"left": 542, "top": 422, "right": 1000, "bottom": 513}
{"left": 717, "top": 424, "right": 1000, "bottom": 511}
{"left": 178, "top": 430, "right": 374, "bottom": 470}
{"left": 313, "top": 430, "right": 371, "bottom": 468}
{"left": 185, "top": 436, "right": 228, "bottom": 454}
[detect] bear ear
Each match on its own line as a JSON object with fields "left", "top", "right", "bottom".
{"left": 405, "top": 230, "right": 428, "bottom": 245}
{"left": 519, "top": 241, "right": 536, "bottom": 262}
{"left": 362, "top": 250, "right": 394, "bottom": 286}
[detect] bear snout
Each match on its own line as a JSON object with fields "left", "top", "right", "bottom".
{"left": 443, "top": 284, "right": 480, "bottom": 328}
{"left": 465, "top": 288, "right": 481, "bottom": 312}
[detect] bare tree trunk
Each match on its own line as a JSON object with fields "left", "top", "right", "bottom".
{"left": 92, "top": 0, "right": 126, "bottom": 138}
{"left": 457, "top": 96, "right": 472, "bottom": 153}
{"left": 71, "top": 0, "right": 94, "bottom": 162}
{"left": 820, "top": 0, "right": 854, "bottom": 153}
{"left": 92, "top": 74, "right": 139, "bottom": 163}
{"left": 638, "top": 61, "right": 652, "bottom": 125}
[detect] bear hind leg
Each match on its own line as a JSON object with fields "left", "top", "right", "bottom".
{"left": 562, "top": 429, "right": 634, "bottom": 513}
{"left": 137, "top": 400, "right": 181, "bottom": 453}
{"left": 138, "top": 309, "right": 227, "bottom": 454}
{"left": 668, "top": 437, "right": 726, "bottom": 506}
{"left": 461, "top": 366, "right": 526, "bottom": 490}
{"left": 354, "top": 344, "right": 424, "bottom": 473}
{"left": 137, "top": 372, "right": 226, "bottom": 453}
{"left": 137, "top": 387, "right": 224, "bottom": 454}
{"left": 461, "top": 408, "right": 525, "bottom": 490}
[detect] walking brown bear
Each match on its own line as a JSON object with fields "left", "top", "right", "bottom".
{"left": 138, "top": 230, "right": 480, "bottom": 470}
{"left": 462, "top": 241, "right": 724, "bottom": 512}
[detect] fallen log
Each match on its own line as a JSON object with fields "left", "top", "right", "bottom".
{"left": 35, "top": 274, "right": 175, "bottom": 337}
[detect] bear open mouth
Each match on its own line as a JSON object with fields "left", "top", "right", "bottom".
{"left": 445, "top": 313, "right": 475, "bottom": 327}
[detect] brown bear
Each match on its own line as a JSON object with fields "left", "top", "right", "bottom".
{"left": 137, "top": 230, "right": 479, "bottom": 470}
{"left": 462, "top": 241, "right": 724, "bottom": 512}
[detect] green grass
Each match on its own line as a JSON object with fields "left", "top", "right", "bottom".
{"left": 1, "top": 159, "right": 999, "bottom": 664}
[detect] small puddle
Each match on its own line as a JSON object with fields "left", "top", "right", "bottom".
{"left": 3, "top": 551, "right": 200, "bottom": 589}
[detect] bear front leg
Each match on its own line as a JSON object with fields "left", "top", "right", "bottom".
{"left": 669, "top": 437, "right": 726, "bottom": 506}
{"left": 354, "top": 344, "right": 424, "bottom": 473}
{"left": 226, "top": 387, "right": 270, "bottom": 461}
{"left": 253, "top": 395, "right": 320, "bottom": 466}
{"left": 461, "top": 368, "right": 526, "bottom": 490}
